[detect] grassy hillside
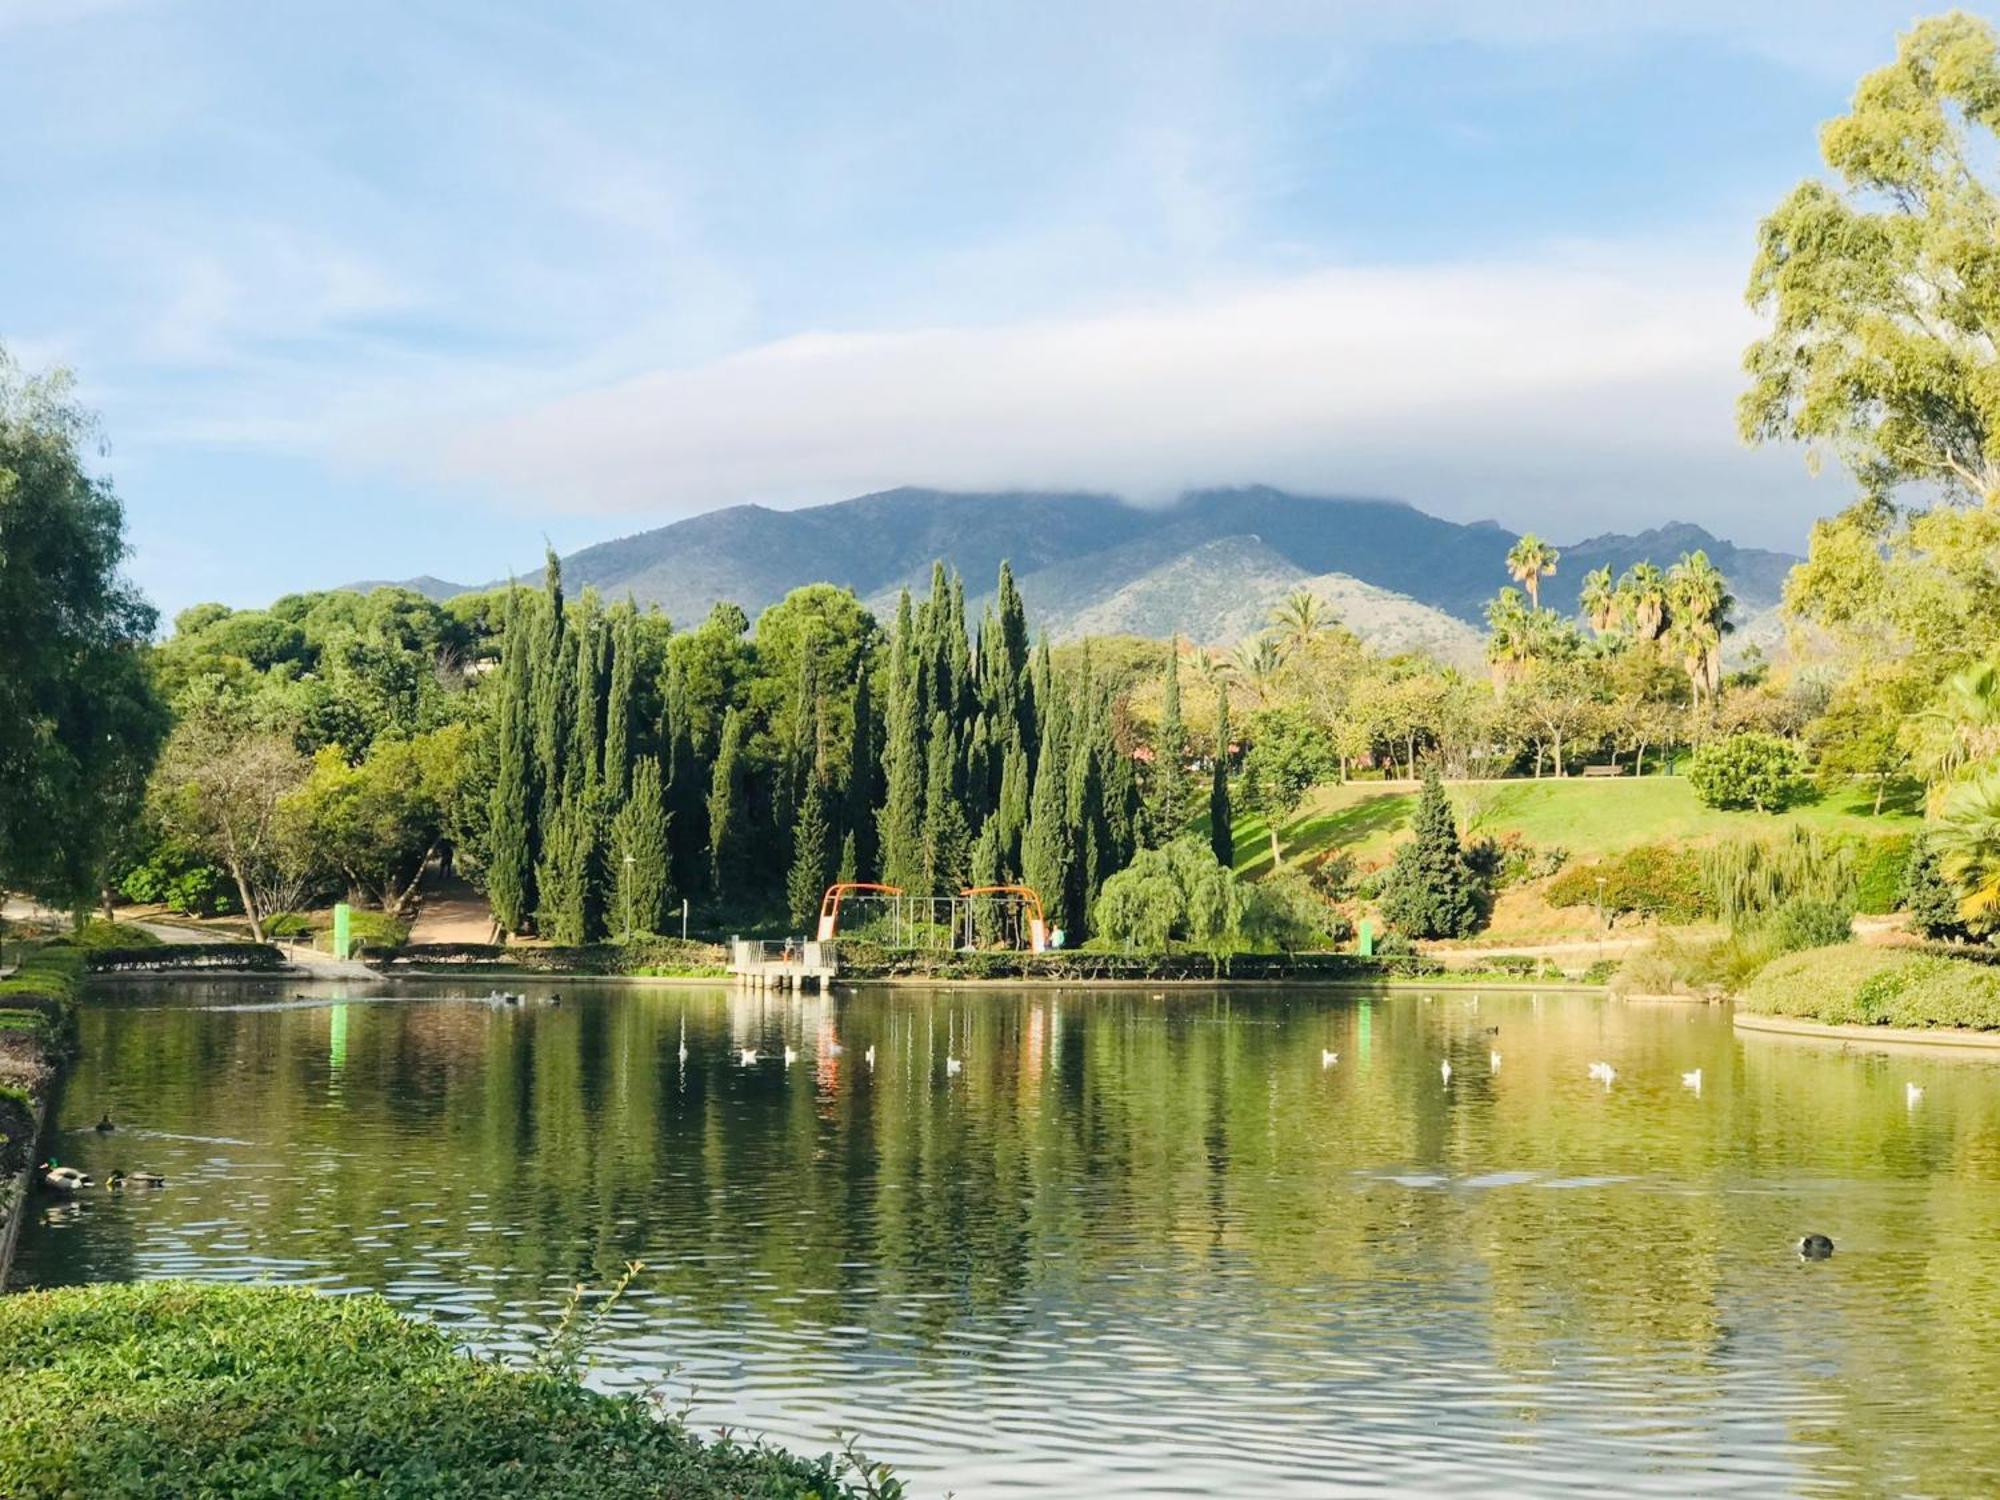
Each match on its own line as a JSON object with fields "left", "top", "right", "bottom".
{"left": 1227, "top": 776, "right": 1920, "bottom": 877}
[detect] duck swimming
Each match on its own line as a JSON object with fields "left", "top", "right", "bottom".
{"left": 95, "top": 1111, "right": 115, "bottom": 1133}
{"left": 108, "top": 1169, "right": 166, "bottom": 1189}
{"left": 40, "top": 1163, "right": 92, "bottom": 1192}
{"left": 1798, "top": 1233, "right": 1835, "bottom": 1260}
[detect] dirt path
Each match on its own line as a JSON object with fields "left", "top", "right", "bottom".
{"left": 407, "top": 872, "right": 494, "bottom": 945}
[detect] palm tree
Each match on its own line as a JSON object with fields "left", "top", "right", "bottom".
{"left": 1230, "top": 634, "right": 1289, "bottom": 706}
{"left": 1484, "top": 587, "right": 1535, "bottom": 696}
{"left": 1621, "top": 563, "right": 1668, "bottom": 641}
{"left": 1271, "top": 588, "right": 1335, "bottom": 657}
{"left": 1912, "top": 656, "right": 2000, "bottom": 787}
{"left": 1666, "top": 551, "right": 1733, "bottom": 699}
{"left": 1579, "top": 565, "right": 1618, "bottom": 635}
{"left": 1505, "top": 534, "right": 1560, "bottom": 610}
{"left": 1933, "top": 765, "right": 2000, "bottom": 925}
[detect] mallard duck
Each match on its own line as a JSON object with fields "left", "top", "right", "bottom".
{"left": 95, "top": 1111, "right": 116, "bottom": 1133}
{"left": 40, "top": 1163, "right": 92, "bottom": 1192}
{"left": 108, "top": 1169, "right": 166, "bottom": 1189}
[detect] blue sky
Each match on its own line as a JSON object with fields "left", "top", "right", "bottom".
{"left": 0, "top": 1, "right": 1936, "bottom": 619}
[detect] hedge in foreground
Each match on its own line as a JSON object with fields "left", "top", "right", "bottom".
{"left": 0, "top": 1282, "right": 881, "bottom": 1499}
{"left": 1738, "top": 944, "right": 2000, "bottom": 1030}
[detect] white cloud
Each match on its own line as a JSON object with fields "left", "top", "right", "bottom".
{"left": 403, "top": 244, "right": 1824, "bottom": 549}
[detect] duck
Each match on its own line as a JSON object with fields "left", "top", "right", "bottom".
{"left": 1321, "top": 1049, "right": 1339, "bottom": 1069}
{"left": 738, "top": 1048, "right": 759, "bottom": 1066}
{"left": 783, "top": 1045, "right": 798, "bottom": 1067}
{"left": 1440, "top": 1059, "right": 1452, "bottom": 1085}
{"left": 1798, "top": 1233, "right": 1835, "bottom": 1260}
{"left": 865, "top": 1045, "right": 876, "bottom": 1069}
{"left": 945, "top": 1057, "right": 963, "bottom": 1077}
{"left": 108, "top": 1169, "right": 166, "bottom": 1189}
{"left": 1907, "top": 1081, "right": 1925, "bottom": 1107}
{"left": 1588, "top": 1061, "right": 1617, "bottom": 1085}
{"left": 95, "top": 1111, "right": 116, "bottom": 1133}
{"left": 1490, "top": 1051, "right": 1501, "bottom": 1073}
{"left": 1682, "top": 1068, "right": 1703, "bottom": 1091}
{"left": 40, "top": 1163, "right": 92, "bottom": 1192}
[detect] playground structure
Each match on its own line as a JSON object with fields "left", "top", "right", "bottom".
{"left": 814, "top": 881, "right": 1048, "bottom": 953}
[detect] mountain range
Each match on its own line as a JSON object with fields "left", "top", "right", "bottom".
{"left": 348, "top": 486, "right": 1798, "bottom": 664}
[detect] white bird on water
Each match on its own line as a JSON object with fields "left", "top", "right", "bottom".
{"left": 1321, "top": 1049, "right": 1340, "bottom": 1069}
{"left": 739, "top": 1048, "right": 759, "bottom": 1066}
{"left": 1588, "top": 1061, "right": 1616, "bottom": 1085}
{"left": 1682, "top": 1068, "right": 1702, "bottom": 1092}
{"left": 784, "top": 1045, "right": 798, "bottom": 1067}
{"left": 865, "top": 1045, "right": 876, "bottom": 1069}
{"left": 1490, "top": 1051, "right": 1501, "bottom": 1073}
{"left": 946, "top": 1057, "right": 963, "bottom": 1077}
{"left": 1440, "top": 1058, "right": 1453, "bottom": 1085}
{"left": 1908, "top": 1081, "right": 1925, "bottom": 1107}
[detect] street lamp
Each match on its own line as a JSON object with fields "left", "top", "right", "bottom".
{"left": 623, "top": 853, "right": 635, "bottom": 941}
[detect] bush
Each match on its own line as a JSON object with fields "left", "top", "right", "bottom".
{"left": 1240, "top": 871, "right": 1350, "bottom": 953}
{"left": 1901, "top": 835, "right": 1975, "bottom": 941}
{"left": 1768, "top": 896, "right": 1853, "bottom": 953}
{"left": 1854, "top": 833, "right": 1914, "bottom": 915}
{"left": 1546, "top": 844, "right": 1712, "bottom": 924}
{"left": 64, "top": 920, "right": 159, "bottom": 951}
{"left": 82, "top": 944, "right": 285, "bottom": 973}
{"left": 1687, "top": 732, "right": 1812, "bottom": 812}
{"left": 1739, "top": 944, "right": 2000, "bottom": 1029}
{"left": 117, "top": 841, "right": 238, "bottom": 917}
{"left": 1700, "top": 828, "right": 1856, "bottom": 927}
{"left": 0, "top": 1282, "right": 881, "bottom": 1499}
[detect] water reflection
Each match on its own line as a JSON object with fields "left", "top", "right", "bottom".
{"left": 21, "top": 981, "right": 2000, "bottom": 1496}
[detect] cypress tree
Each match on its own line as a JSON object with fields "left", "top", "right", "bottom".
{"left": 995, "top": 735, "right": 1030, "bottom": 877}
{"left": 707, "top": 706, "right": 749, "bottom": 902}
{"left": 530, "top": 551, "right": 568, "bottom": 805}
{"left": 610, "top": 755, "right": 671, "bottom": 937}
{"left": 536, "top": 789, "right": 591, "bottom": 946}
{"left": 1209, "top": 688, "right": 1234, "bottom": 869}
{"left": 1152, "top": 637, "right": 1188, "bottom": 846}
{"left": 970, "top": 819, "right": 1003, "bottom": 945}
{"left": 836, "top": 829, "right": 859, "bottom": 886}
{"left": 569, "top": 594, "right": 605, "bottom": 799}
{"left": 878, "top": 658, "right": 925, "bottom": 891}
{"left": 922, "top": 708, "right": 971, "bottom": 897}
{"left": 604, "top": 601, "right": 636, "bottom": 804}
{"left": 787, "top": 769, "right": 832, "bottom": 926}
{"left": 1379, "top": 766, "right": 1479, "bottom": 939}
{"left": 487, "top": 587, "right": 535, "bottom": 933}
{"left": 1022, "top": 682, "right": 1072, "bottom": 938}
{"left": 996, "top": 561, "right": 1031, "bottom": 748}
{"left": 661, "top": 660, "right": 706, "bottom": 897}
{"left": 843, "top": 664, "right": 877, "bottom": 880}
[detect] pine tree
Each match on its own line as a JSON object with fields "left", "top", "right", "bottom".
{"left": 487, "top": 587, "right": 535, "bottom": 933}
{"left": 1209, "top": 688, "right": 1233, "bottom": 870}
{"left": 610, "top": 755, "right": 671, "bottom": 937}
{"left": 1152, "top": 637, "right": 1188, "bottom": 846}
{"left": 922, "top": 708, "right": 970, "bottom": 897}
{"left": 1378, "top": 767, "right": 1480, "bottom": 939}
{"left": 787, "top": 770, "right": 832, "bottom": 926}
{"left": 707, "top": 707, "right": 748, "bottom": 901}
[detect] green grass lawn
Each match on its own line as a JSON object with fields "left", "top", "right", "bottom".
{"left": 1223, "top": 775, "right": 1921, "bottom": 877}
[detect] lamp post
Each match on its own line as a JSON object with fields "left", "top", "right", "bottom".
{"left": 623, "top": 853, "right": 634, "bottom": 941}
{"left": 1596, "top": 874, "right": 1608, "bottom": 933}
{"left": 681, "top": 898, "right": 688, "bottom": 941}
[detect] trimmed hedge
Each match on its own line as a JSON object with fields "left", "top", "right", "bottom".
{"left": 0, "top": 1281, "right": 883, "bottom": 1499}
{"left": 82, "top": 943, "right": 286, "bottom": 973}
{"left": 1738, "top": 944, "right": 2000, "bottom": 1030}
{"left": 382, "top": 938, "right": 728, "bottom": 976}
{"left": 832, "top": 940, "right": 1448, "bottom": 982}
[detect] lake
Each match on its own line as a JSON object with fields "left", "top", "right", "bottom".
{"left": 19, "top": 980, "right": 2000, "bottom": 1496}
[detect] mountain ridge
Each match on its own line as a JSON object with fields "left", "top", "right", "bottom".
{"left": 343, "top": 486, "right": 1798, "bottom": 648}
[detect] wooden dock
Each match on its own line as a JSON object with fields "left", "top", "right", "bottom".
{"left": 728, "top": 938, "right": 837, "bottom": 991}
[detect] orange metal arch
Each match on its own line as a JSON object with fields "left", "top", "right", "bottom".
{"left": 959, "top": 884, "right": 1049, "bottom": 953}
{"left": 817, "top": 882, "right": 904, "bottom": 942}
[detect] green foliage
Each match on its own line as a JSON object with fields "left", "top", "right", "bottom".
{"left": 1546, "top": 844, "right": 1712, "bottom": 924}
{"left": 0, "top": 1282, "right": 883, "bottom": 1500}
{"left": 116, "top": 839, "right": 237, "bottom": 917}
{"left": 786, "top": 772, "right": 832, "bottom": 927}
{"left": 65, "top": 920, "right": 159, "bottom": 951}
{"left": 1239, "top": 706, "right": 1336, "bottom": 868}
{"left": 535, "top": 793, "right": 594, "bottom": 947}
{"left": 1768, "top": 896, "right": 1854, "bottom": 954}
{"left": 1240, "top": 870, "right": 1349, "bottom": 953}
{"left": 1150, "top": 640, "right": 1189, "bottom": 845}
{"left": 1699, "top": 826, "right": 1856, "bottom": 928}
{"left": 1378, "top": 768, "right": 1481, "bottom": 939}
{"left": 1209, "top": 691, "right": 1233, "bottom": 870}
{"left": 1902, "top": 834, "right": 1976, "bottom": 941}
{"left": 1932, "top": 762, "right": 2000, "bottom": 927}
{"left": 1092, "top": 837, "right": 1249, "bottom": 953}
{"left": 1687, "top": 732, "right": 1812, "bottom": 813}
{"left": 1740, "top": 945, "right": 2000, "bottom": 1030}
{"left": 1855, "top": 833, "right": 1914, "bottom": 914}
{"left": 611, "top": 757, "right": 672, "bottom": 938}
{"left": 705, "top": 708, "right": 749, "bottom": 901}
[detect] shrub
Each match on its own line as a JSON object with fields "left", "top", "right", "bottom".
{"left": 1901, "top": 834, "right": 1976, "bottom": 941}
{"left": 1700, "top": 828, "right": 1856, "bottom": 927}
{"left": 83, "top": 944, "right": 285, "bottom": 973}
{"left": 1739, "top": 945, "right": 2000, "bottom": 1029}
{"left": 1241, "top": 870, "right": 1350, "bottom": 953}
{"left": 65, "top": 920, "right": 159, "bottom": 951}
{"left": 0, "top": 1282, "right": 880, "bottom": 1499}
{"left": 1687, "top": 732, "right": 1812, "bottom": 812}
{"left": 1546, "top": 844, "right": 1712, "bottom": 924}
{"left": 1305, "top": 848, "right": 1356, "bottom": 903}
{"left": 1768, "top": 896, "right": 1854, "bottom": 953}
{"left": 1854, "top": 833, "right": 1914, "bottom": 915}
{"left": 117, "top": 841, "right": 238, "bottom": 917}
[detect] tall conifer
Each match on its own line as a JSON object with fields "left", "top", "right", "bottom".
{"left": 1152, "top": 637, "right": 1188, "bottom": 846}
{"left": 1209, "top": 688, "right": 1234, "bottom": 869}
{"left": 707, "top": 707, "right": 749, "bottom": 900}
{"left": 487, "top": 586, "right": 535, "bottom": 932}
{"left": 922, "top": 708, "right": 971, "bottom": 896}
{"left": 610, "top": 755, "right": 671, "bottom": 936}
{"left": 604, "top": 601, "right": 636, "bottom": 804}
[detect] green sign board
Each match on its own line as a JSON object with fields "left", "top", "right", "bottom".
{"left": 1357, "top": 918, "right": 1374, "bottom": 958}
{"left": 332, "top": 902, "right": 352, "bottom": 961}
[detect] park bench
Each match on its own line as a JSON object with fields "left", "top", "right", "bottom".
{"left": 1581, "top": 764, "right": 1625, "bottom": 778}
